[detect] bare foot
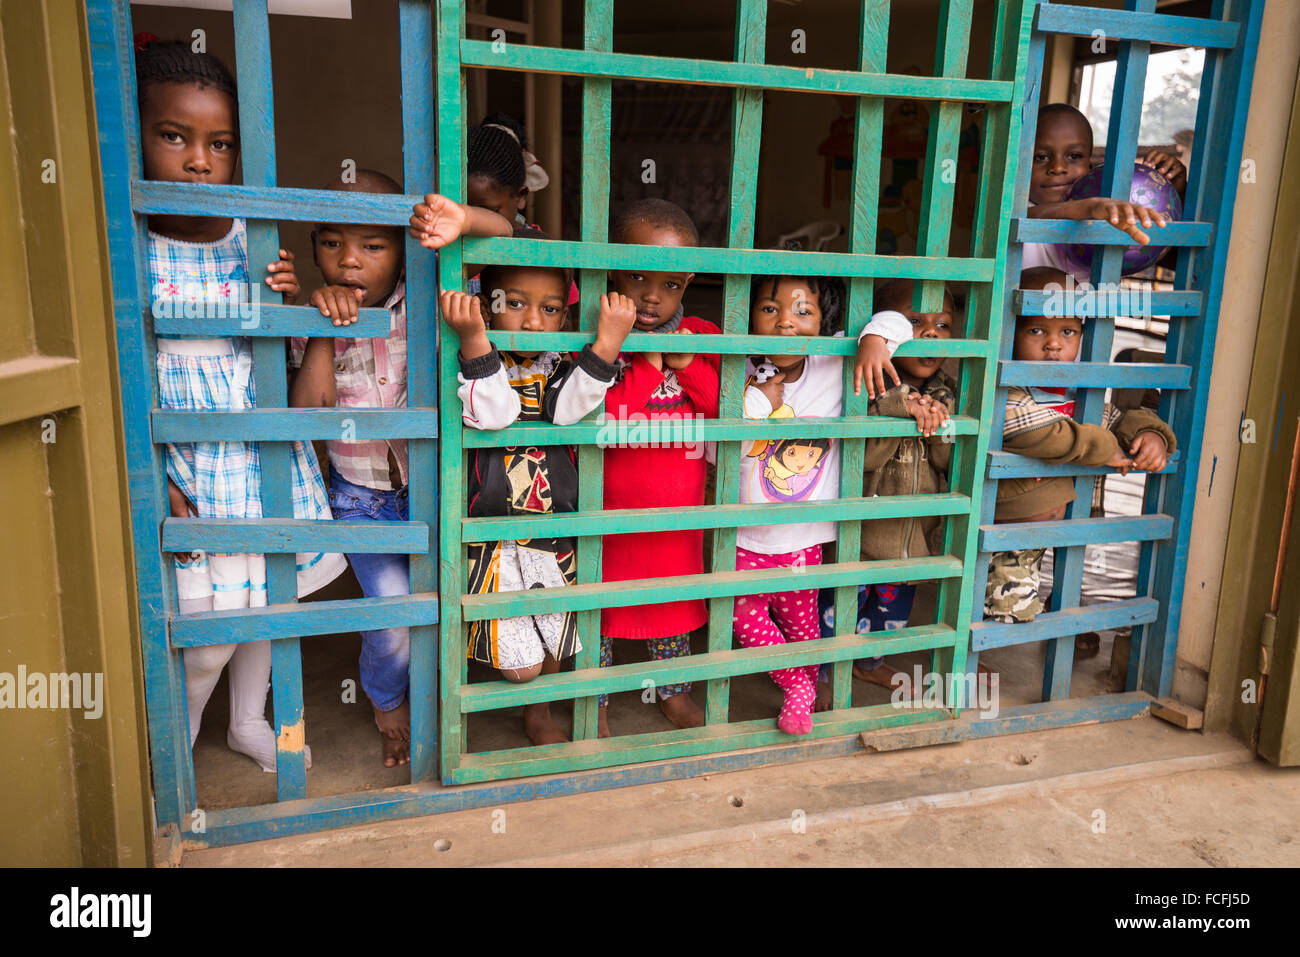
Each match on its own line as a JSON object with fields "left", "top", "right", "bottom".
{"left": 374, "top": 700, "right": 410, "bottom": 768}
{"left": 524, "top": 703, "right": 568, "bottom": 746}
{"left": 1074, "top": 632, "right": 1101, "bottom": 659}
{"left": 814, "top": 680, "right": 833, "bottom": 712}
{"left": 853, "top": 661, "right": 920, "bottom": 697}
{"left": 598, "top": 704, "right": 611, "bottom": 739}
{"left": 659, "top": 692, "right": 705, "bottom": 729}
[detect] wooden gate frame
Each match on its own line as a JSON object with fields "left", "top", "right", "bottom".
{"left": 435, "top": 0, "right": 1032, "bottom": 784}
{"left": 971, "top": 0, "right": 1264, "bottom": 709}
{"left": 84, "top": 0, "right": 1262, "bottom": 848}
{"left": 88, "top": 0, "right": 442, "bottom": 834}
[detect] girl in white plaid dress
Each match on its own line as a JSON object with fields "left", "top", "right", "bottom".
{"left": 138, "top": 38, "right": 345, "bottom": 772}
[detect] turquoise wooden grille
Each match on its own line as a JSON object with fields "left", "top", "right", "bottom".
{"left": 82, "top": 0, "right": 1262, "bottom": 846}
{"left": 436, "top": 0, "right": 1033, "bottom": 785}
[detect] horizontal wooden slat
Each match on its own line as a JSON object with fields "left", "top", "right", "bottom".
{"left": 483, "top": 330, "right": 993, "bottom": 358}
{"left": 462, "top": 493, "right": 972, "bottom": 541}
{"left": 462, "top": 237, "right": 994, "bottom": 281}
{"left": 459, "top": 39, "right": 1015, "bottom": 102}
{"left": 987, "top": 449, "right": 1180, "bottom": 479}
{"left": 1012, "top": 218, "right": 1212, "bottom": 248}
{"left": 0, "top": 355, "right": 82, "bottom": 426}
{"left": 134, "top": 180, "right": 417, "bottom": 225}
{"left": 1013, "top": 288, "right": 1202, "bottom": 318}
{"left": 152, "top": 408, "right": 438, "bottom": 442}
{"left": 162, "top": 517, "right": 430, "bottom": 554}
{"left": 998, "top": 360, "right": 1190, "bottom": 390}
{"left": 970, "top": 597, "right": 1159, "bottom": 651}
{"left": 462, "top": 556, "right": 964, "bottom": 619}
{"left": 451, "top": 702, "right": 951, "bottom": 784}
{"left": 153, "top": 303, "right": 390, "bottom": 338}
{"left": 979, "top": 513, "right": 1173, "bottom": 552}
{"left": 462, "top": 414, "right": 981, "bottom": 448}
{"left": 129, "top": 186, "right": 998, "bottom": 283}
{"left": 1034, "top": 3, "right": 1239, "bottom": 49}
{"left": 169, "top": 593, "right": 439, "bottom": 646}
{"left": 459, "top": 625, "right": 956, "bottom": 712}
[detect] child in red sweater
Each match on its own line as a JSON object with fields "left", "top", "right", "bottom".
{"left": 598, "top": 200, "right": 719, "bottom": 737}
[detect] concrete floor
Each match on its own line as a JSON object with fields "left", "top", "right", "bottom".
{"left": 183, "top": 716, "right": 1300, "bottom": 867}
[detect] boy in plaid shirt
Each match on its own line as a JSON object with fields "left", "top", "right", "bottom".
{"left": 290, "top": 169, "right": 511, "bottom": 766}
{"left": 986, "top": 267, "right": 1176, "bottom": 624}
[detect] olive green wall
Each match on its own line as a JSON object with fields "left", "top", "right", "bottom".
{"left": 0, "top": 0, "right": 152, "bottom": 866}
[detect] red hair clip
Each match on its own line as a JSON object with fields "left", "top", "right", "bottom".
{"left": 134, "top": 32, "right": 159, "bottom": 52}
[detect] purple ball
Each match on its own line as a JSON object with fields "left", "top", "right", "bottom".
{"left": 1054, "top": 162, "right": 1184, "bottom": 276}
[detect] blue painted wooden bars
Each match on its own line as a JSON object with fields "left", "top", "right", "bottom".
{"left": 983, "top": 0, "right": 1265, "bottom": 706}
{"left": 170, "top": 594, "right": 441, "bottom": 647}
{"left": 231, "top": 0, "right": 306, "bottom": 797}
{"left": 398, "top": 0, "right": 441, "bottom": 782}
{"left": 153, "top": 304, "right": 390, "bottom": 339}
{"left": 152, "top": 408, "right": 438, "bottom": 442}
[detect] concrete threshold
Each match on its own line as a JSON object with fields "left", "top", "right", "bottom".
{"left": 182, "top": 716, "right": 1253, "bottom": 867}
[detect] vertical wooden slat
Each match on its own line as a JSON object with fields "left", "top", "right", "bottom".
{"left": 399, "top": 0, "right": 439, "bottom": 782}
{"left": 918, "top": 0, "right": 968, "bottom": 690}
{"left": 970, "top": 0, "right": 1041, "bottom": 692}
{"left": 231, "top": 0, "right": 306, "bottom": 799}
{"left": 914, "top": 0, "right": 974, "bottom": 314}
{"left": 571, "top": 0, "right": 613, "bottom": 742}
{"left": 916, "top": 0, "right": 973, "bottom": 688}
{"left": 86, "top": 0, "right": 194, "bottom": 825}
{"left": 1041, "top": 0, "right": 1153, "bottom": 701}
{"left": 704, "top": 0, "right": 767, "bottom": 726}
{"left": 831, "top": 0, "right": 889, "bottom": 711}
{"left": 435, "top": 0, "right": 467, "bottom": 781}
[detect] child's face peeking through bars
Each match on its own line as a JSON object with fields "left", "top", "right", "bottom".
{"left": 139, "top": 81, "right": 240, "bottom": 188}
{"left": 476, "top": 265, "right": 569, "bottom": 358}
{"left": 1029, "top": 108, "right": 1094, "bottom": 206}
{"left": 312, "top": 224, "right": 404, "bottom": 309}
{"left": 1015, "top": 268, "right": 1083, "bottom": 363}
{"left": 609, "top": 221, "right": 695, "bottom": 331}
{"left": 875, "top": 279, "right": 957, "bottom": 387}
{"left": 750, "top": 278, "right": 822, "bottom": 378}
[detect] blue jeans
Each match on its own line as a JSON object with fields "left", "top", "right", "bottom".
{"left": 328, "top": 468, "right": 411, "bottom": 712}
{"left": 817, "top": 583, "right": 917, "bottom": 680}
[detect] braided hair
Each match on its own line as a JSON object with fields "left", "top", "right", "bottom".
{"left": 750, "top": 241, "right": 846, "bottom": 336}
{"left": 467, "top": 112, "right": 528, "bottom": 193}
{"left": 135, "top": 37, "right": 238, "bottom": 115}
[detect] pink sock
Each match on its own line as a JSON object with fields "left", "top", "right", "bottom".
{"left": 776, "top": 671, "right": 815, "bottom": 735}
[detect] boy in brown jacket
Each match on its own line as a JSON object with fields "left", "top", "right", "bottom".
{"left": 986, "top": 267, "right": 1176, "bottom": 623}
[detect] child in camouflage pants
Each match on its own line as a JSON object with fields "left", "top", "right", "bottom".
{"left": 986, "top": 267, "right": 1176, "bottom": 623}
